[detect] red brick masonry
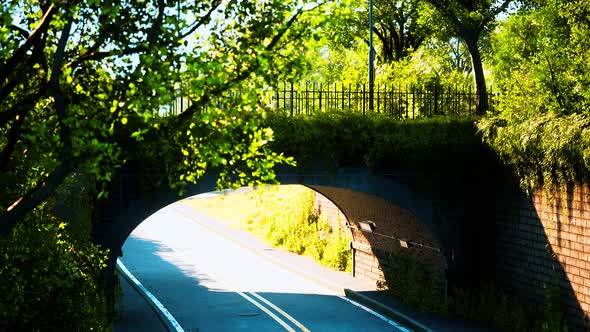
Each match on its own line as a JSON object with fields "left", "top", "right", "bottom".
{"left": 496, "top": 183, "right": 590, "bottom": 329}
{"left": 311, "top": 186, "right": 445, "bottom": 287}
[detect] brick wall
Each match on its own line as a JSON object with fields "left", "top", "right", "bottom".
{"left": 496, "top": 182, "right": 590, "bottom": 330}
{"left": 314, "top": 191, "right": 348, "bottom": 231}
{"left": 311, "top": 186, "right": 445, "bottom": 289}
{"left": 313, "top": 189, "right": 387, "bottom": 284}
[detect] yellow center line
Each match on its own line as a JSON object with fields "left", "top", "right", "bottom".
{"left": 248, "top": 291, "right": 311, "bottom": 332}
{"left": 236, "top": 290, "right": 297, "bottom": 332}
{"left": 169, "top": 205, "right": 311, "bottom": 331}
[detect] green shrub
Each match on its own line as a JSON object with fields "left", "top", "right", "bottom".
{"left": 223, "top": 185, "right": 352, "bottom": 272}
{"left": 376, "top": 250, "right": 569, "bottom": 331}
{"left": 478, "top": 113, "right": 590, "bottom": 192}
{"left": 264, "top": 188, "right": 351, "bottom": 271}
{"left": 320, "top": 222, "right": 352, "bottom": 272}
{"left": 376, "top": 252, "right": 445, "bottom": 312}
{"left": 446, "top": 283, "right": 569, "bottom": 332}
{"left": 0, "top": 207, "right": 110, "bottom": 331}
{"left": 264, "top": 111, "right": 481, "bottom": 170}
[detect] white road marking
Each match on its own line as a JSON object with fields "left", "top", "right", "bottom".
{"left": 170, "top": 202, "right": 413, "bottom": 331}
{"left": 130, "top": 198, "right": 413, "bottom": 332}
{"left": 116, "top": 259, "right": 185, "bottom": 332}
{"left": 338, "top": 295, "right": 413, "bottom": 332}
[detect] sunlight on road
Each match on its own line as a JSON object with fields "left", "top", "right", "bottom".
{"left": 128, "top": 206, "right": 334, "bottom": 296}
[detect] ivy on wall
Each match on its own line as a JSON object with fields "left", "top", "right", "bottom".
{"left": 478, "top": 113, "right": 590, "bottom": 193}
{"left": 264, "top": 111, "right": 483, "bottom": 171}
{"left": 266, "top": 110, "right": 590, "bottom": 194}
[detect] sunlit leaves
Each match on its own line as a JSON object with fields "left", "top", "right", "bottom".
{"left": 1, "top": 0, "right": 340, "bottom": 230}
{"left": 174, "top": 92, "right": 295, "bottom": 191}
{"left": 479, "top": 113, "right": 590, "bottom": 191}
{"left": 491, "top": 0, "right": 590, "bottom": 118}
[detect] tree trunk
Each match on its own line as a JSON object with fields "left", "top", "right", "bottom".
{"left": 465, "top": 40, "right": 488, "bottom": 115}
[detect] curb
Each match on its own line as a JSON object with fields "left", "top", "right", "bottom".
{"left": 116, "top": 259, "right": 185, "bottom": 332}
{"left": 343, "top": 289, "right": 434, "bottom": 332}
{"left": 174, "top": 202, "right": 433, "bottom": 332}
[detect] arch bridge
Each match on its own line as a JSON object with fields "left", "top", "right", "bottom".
{"left": 92, "top": 158, "right": 497, "bottom": 300}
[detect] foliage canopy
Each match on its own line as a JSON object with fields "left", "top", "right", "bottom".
{"left": 0, "top": 0, "right": 340, "bottom": 235}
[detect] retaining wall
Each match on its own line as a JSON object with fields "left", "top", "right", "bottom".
{"left": 496, "top": 182, "right": 590, "bottom": 330}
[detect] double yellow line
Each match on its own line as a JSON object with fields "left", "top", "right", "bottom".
{"left": 236, "top": 290, "right": 311, "bottom": 332}
{"left": 170, "top": 203, "right": 311, "bottom": 332}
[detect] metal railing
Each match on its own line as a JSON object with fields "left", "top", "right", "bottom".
{"left": 163, "top": 82, "right": 497, "bottom": 118}
{"left": 268, "top": 82, "right": 496, "bottom": 118}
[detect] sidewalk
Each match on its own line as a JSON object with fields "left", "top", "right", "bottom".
{"left": 174, "top": 201, "right": 497, "bottom": 332}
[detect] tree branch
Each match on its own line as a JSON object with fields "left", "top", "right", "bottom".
{"left": 177, "top": 1, "right": 223, "bottom": 41}
{"left": 0, "top": 87, "right": 46, "bottom": 170}
{"left": 175, "top": 9, "right": 305, "bottom": 124}
{"left": 67, "top": 46, "right": 144, "bottom": 70}
{"left": 0, "top": 4, "right": 55, "bottom": 85}
{"left": 50, "top": 16, "right": 74, "bottom": 154}
{"left": 492, "top": 0, "right": 513, "bottom": 17}
{"left": 9, "top": 24, "right": 30, "bottom": 39}
{"left": 0, "top": 158, "right": 82, "bottom": 236}
{"left": 68, "top": 0, "right": 166, "bottom": 70}
{"left": 545, "top": 55, "right": 566, "bottom": 110}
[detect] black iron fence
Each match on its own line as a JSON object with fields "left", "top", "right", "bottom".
{"left": 164, "top": 82, "right": 497, "bottom": 118}
{"left": 268, "top": 82, "right": 497, "bottom": 118}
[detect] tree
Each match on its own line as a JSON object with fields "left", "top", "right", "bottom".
{"left": 371, "top": 0, "right": 433, "bottom": 62}
{"left": 425, "top": 0, "right": 514, "bottom": 114}
{"left": 0, "top": 1, "right": 336, "bottom": 239}
{"left": 333, "top": 0, "right": 433, "bottom": 63}
{"left": 491, "top": 0, "right": 590, "bottom": 118}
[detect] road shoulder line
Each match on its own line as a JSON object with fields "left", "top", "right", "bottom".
{"left": 174, "top": 202, "right": 433, "bottom": 332}
{"left": 343, "top": 289, "right": 433, "bottom": 332}
{"left": 116, "top": 259, "right": 185, "bottom": 332}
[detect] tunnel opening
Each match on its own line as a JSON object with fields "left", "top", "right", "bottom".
{"left": 118, "top": 184, "right": 449, "bottom": 315}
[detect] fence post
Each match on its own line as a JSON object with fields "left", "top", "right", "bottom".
{"left": 305, "top": 81, "right": 309, "bottom": 115}
{"left": 404, "top": 85, "right": 408, "bottom": 118}
{"left": 282, "top": 82, "right": 286, "bottom": 112}
{"left": 362, "top": 84, "right": 366, "bottom": 115}
{"left": 341, "top": 83, "right": 344, "bottom": 110}
{"left": 319, "top": 83, "right": 322, "bottom": 112}
{"left": 376, "top": 84, "right": 380, "bottom": 113}
{"left": 348, "top": 84, "right": 351, "bottom": 111}
{"left": 489, "top": 84, "right": 493, "bottom": 114}
{"left": 290, "top": 82, "right": 294, "bottom": 116}
{"left": 412, "top": 85, "right": 415, "bottom": 119}
{"left": 383, "top": 84, "right": 387, "bottom": 115}
{"left": 390, "top": 84, "right": 394, "bottom": 117}
{"left": 397, "top": 84, "right": 404, "bottom": 119}
{"left": 434, "top": 85, "right": 438, "bottom": 115}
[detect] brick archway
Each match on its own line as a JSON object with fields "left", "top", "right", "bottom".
{"left": 308, "top": 185, "right": 445, "bottom": 287}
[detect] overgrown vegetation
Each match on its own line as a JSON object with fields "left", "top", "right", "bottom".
{"left": 446, "top": 283, "right": 568, "bottom": 332}
{"left": 0, "top": 206, "right": 109, "bottom": 331}
{"left": 376, "top": 252, "right": 445, "bottom": 312}
{"left": 1, "top": 1, "right": 338, "bottom": 327}
{"left": 264, "top": 111, "right": 481, "bottom": 170}
{"left": 2, "top": 0, "right": 589, "bottom": 329}
{"left": 377, "top": 253, "right": 568, "bottom": 331}
{"left": 478, "top": 113, "right": 590, "bottom": 192}
{"left": 479, "top": 0, "right": 590, "bottom": 192}
{"left": 183, "top": 185, "right": 352, "bottom": 272}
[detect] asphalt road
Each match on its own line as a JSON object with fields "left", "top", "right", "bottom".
{"left": 119, "top": 201, "right": 409, "bottom": 332}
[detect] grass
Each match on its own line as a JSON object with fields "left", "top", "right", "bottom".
{"left": 182, "top": 185, "right": 352, "bottom": 272}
